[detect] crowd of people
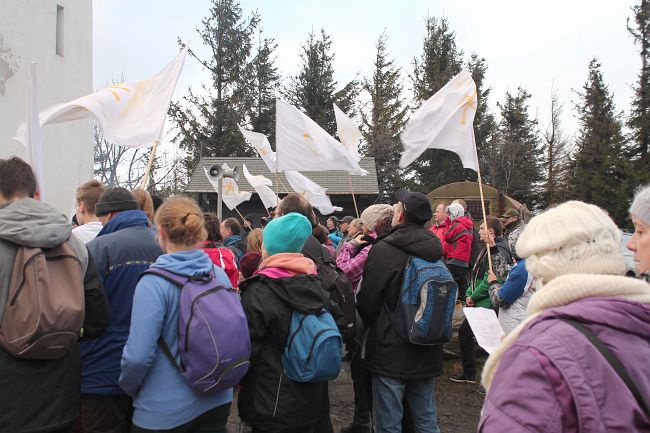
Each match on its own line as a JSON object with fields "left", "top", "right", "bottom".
{"left": 1, "top": 154, "right": 650, "bottom": 433}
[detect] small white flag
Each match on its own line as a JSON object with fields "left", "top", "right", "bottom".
{"left": 275, "top": 99, "right": 367, "bottom": 175}
{"left": 284, "top": 170, "right": 342, "bottom": 215}
{"left": 238, "top": 125, "right": 277, "bottom": 171}
{"left": 16, "top": 44, "right": 188, "bottom": 149}
{"left": 203, "top": 165, "right": 251, "bottom": 210}
{"left": 333, "top": 103, "right": 361, "bottom": 163}
{"left": 399, "top": 70, "right": 478, "bottom": 172}
{"left": 242, "top": 164, "right": 278, "bottom": 210}
{"left": 25, "top": 63, "right": 45, "bottom": 200}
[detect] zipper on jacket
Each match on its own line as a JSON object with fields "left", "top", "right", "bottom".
{"left": 272, "top": 371, "right": 283, "bottom": 418}
{"left": 184, "top": 286, "right": 221, "bottom": 352}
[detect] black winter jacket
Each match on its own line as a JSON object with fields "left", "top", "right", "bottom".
{"left": 357, "top": 223, "right": 445, "bottom": 380}
{"left": 238, "top": 273, "right": 331, "bottom": 433}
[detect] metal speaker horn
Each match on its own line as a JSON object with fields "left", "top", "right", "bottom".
{"left": 229, "top": 166, "right": 241, "bottom": 181}
{"left": 207, "top": 165, "right": 224, "bottom": 180}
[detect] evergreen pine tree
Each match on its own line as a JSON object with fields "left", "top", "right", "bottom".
{"left": 169, "top": 0, "right": 260, "bottom": 177}
{"left": 361, "top": 32, "right": 409, "bottom": 203}
{"left": 486, "top": 88, "right": 543, "bottom": 207}
{"left": 572, "top": 59, "right": 630, "bottom": 226}
{"left": 467, "top": 53, "right": 498, "bottom": 183}
{"left": 540, "top": 88, "right": 572, "bottom": 208}
{"left": 627, "top": 0, "right": 650, "bottom": 180}
{"left": 409, "top": 17, "right": 466, "bottom": 191}
{"left": 283, "top": 29, "right": 358, "bottom": 136}
{"left": 241, "top": 31, "right": 281, "bottom": 142}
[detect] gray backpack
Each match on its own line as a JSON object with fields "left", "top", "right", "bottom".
{"left": 0, "top": 242, "right": 85, "bottom": 359}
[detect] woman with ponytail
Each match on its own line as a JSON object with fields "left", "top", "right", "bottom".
{"left": 120, "top": 196, "right": 234, "bottom": 432}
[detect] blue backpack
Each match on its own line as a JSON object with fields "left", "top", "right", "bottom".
{"left": 388, "top": 256, "right": 458, "bottom": 345}
{"left": 282, "top": 309, "right": 342, "bottom": 382}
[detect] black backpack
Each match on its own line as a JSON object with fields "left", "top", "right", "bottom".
{"left": 302, "top": 238, "right": 357, "bottom": 343}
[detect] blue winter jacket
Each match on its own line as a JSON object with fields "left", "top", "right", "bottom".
{"left": 120, "top": 250, "right": 233, "bottom": 429}
{"left": 223, "top": 235, "right": 245, "bottom": 265}
{"left": 81, "top": 210, "right": 162, "bottom": 394}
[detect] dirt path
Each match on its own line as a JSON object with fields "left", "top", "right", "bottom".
{"left": 228, "top": 357, "right": 485, "bottom": 433}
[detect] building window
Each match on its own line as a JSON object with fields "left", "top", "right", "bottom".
{"left": 56, "top": 5, "right": 64, "bottom": 56}
{"left": 467, "top": 200, "right": 490, "bottom": 220}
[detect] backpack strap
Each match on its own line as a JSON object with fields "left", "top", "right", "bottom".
{"left": 559, "top": 318, "right": 650, "bottom": 417}
{"left": 139, "top": 267, "right": 216, "bottom": 373}
{"left": 157, "top": 336, "right": 183, "bottom": 372}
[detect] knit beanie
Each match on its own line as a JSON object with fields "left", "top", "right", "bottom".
{"left": 263, "top": 212, "right": 312, "bottom": 256}
{"left": 95, "top": 187, "right": 139, "bottom": 217}
{"left": 360, "top": 204, "right": 393, "bottom": 232}
{"left": 447, "top": 203, "right": 465, "bottom": 221}
{"left": 630, "top": 184, "right": 650, "bottom": 225}
{"left": 516, "top": 201, "right": 625, "bottom": 283}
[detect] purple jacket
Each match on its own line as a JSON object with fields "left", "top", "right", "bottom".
{"left": 479, "top": 297, "right": 650, "bottom": 432}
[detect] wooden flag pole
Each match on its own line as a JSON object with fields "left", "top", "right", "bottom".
{"left": 234, "top": 207, "right": 253, "bottom": 230}
{"left": 348, "top": 173, "right": 359, "bottom": 218}
{"left": 275, "top": 170, "right": 280, "bottom": 206}
{"left": 140, "top": 139, "right": 159, "bottom": 190}
{"left": 474, "top": 153, "right": 493, "bottom": 274}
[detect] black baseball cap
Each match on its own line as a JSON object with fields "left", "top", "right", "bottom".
{"left": 341, "top": 216, "right": 354, "bottom": 223}
{"left": 394, "top": 189, "right": 433, "bottom": 224}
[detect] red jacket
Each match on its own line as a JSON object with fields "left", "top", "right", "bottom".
{"left": 201, "top": 241, "right": 239, "bottom": 288}
{"left": 443, "top": 215, "right": 473, "bottom": 267}
{"left": 429, "top": 219, "right": 450, "bottom": 256}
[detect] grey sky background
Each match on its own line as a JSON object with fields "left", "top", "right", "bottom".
{"left": 93, "top": 0, "right": 640, "bottom": 150}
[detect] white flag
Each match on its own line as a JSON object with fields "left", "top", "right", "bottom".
{"left": 284, "top": 171, "right": 342, "bottom": 215}
{"left": 242, "top": 164, "right": 278, "bottom": 210}
{"left": 203, "top": 165, "right": 252, "bottom": 210}
{"left": 333, "top": 103, "right": 361, "bottom": 162}
{"left": 25, "top": 63, "right": 45, "bottom": 199}
{"left": 238, "top": 125, "right": 277, "bottom": 171}
{"left": 16, "top": 45, "right": 188, "bottom": 149}
{"left": 275, "top": 99, "right": 367, "bottom": 175}
{"left": 399, "top": 70, "right": 478, "bottom": 172}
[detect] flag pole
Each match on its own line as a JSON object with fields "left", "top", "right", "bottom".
{"left": 348, "top": 173, "right": 359, "bottom": 218}
{"left": 234, "top": 207, "right": 252, "bottom": 230}
{"left": 141, "top": 121, "right": 164, "bottom": 190}
{"left": 474, "top": 150, "right": 493, "bottom": 274}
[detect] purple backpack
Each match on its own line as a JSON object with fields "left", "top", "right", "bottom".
{"left": 142, "top": 267, "right": 251, "bottom": 393}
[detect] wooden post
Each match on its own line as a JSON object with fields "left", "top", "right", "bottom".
{"left": 234, "top": 207, "right": 252, "bottom": 230}
{"left": 348, "top": 173, "right": 360, "bottom": 218}
{"left": 140, "top": 139, "right": 159, "bottom": 190}
{"left": 474, "top": 156, "right": 493, "bottom": 274}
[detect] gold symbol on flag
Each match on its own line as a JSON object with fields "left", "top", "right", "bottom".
{"left": 460, "top": 91, "right": 477, "bottom": 126}
{"left": 259, "top": 147, "right": 269, "bottom": 156}
{"left": 223, "top": 181, "right": 235, "bottom": 195}
{"left": 105, "top": 84, "right": 131, "bottom": 102}
{"left": 303, "top": 133, "right": 321, "bottom": 157}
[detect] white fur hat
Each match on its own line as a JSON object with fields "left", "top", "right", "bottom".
{"left": 447, "top": 203, "right": 465, "bottom": 221}
{"left": 516, "top": 201, "right": 625, "bottom": 283}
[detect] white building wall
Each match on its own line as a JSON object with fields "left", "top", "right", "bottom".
{"left": 0, "top": 0, "right": 92, "bottom": 214}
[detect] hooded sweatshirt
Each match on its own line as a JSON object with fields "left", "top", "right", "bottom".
{"left": 119, "top": 250, "right": 233, "bottom": 430}
{"left": 357, "top": 223, "right": 445, "bottom": 379}
{"left": 238, "top": 253, "right": 329, "bottom": 433}
{"left": 0, "top": 198, "right": 109, "bottom": 433}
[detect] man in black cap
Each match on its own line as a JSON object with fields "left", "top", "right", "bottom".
{"left": 357, "top": 189, "right": 444, "bottom": 433}
{"left": 336, "top": 215, "right": 356, "bottom": 254}
{"left": 80, "top": 188, "right": 163, "bottom": 433}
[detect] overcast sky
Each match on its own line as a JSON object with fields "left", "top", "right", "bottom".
{"left": 93, "top": 0, "right": 640, "bottom": 147}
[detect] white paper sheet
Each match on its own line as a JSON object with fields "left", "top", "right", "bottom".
{"left": 463, "top": 307, "right": 505, "bottom": 354}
